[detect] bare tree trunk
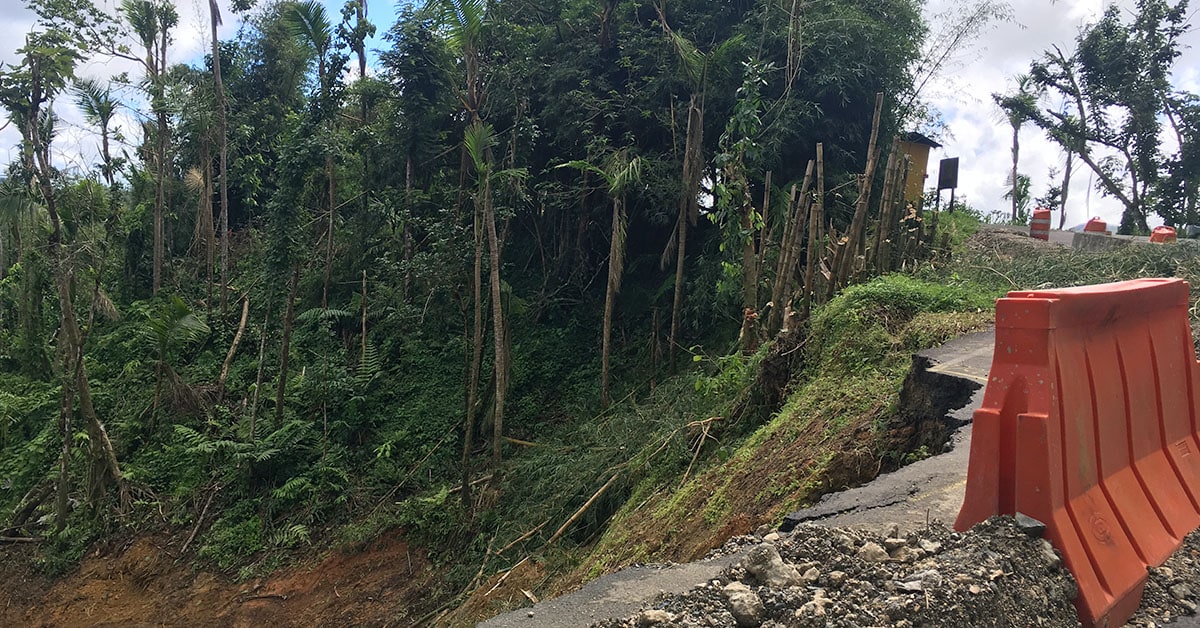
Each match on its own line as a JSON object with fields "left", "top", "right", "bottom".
{"left": 403, "top": 158, "right": 414, "bottom": 299}
{"left": 833, "top": 93, "right": 884, "bottom": 292}
{"left": 1010, "top": 122, "right": 1020, "bottom": 222}
{"left": 322, "top": 154, "right": 335, "bottom": 309}
{"left": 770, "top": 161, "right": 814, "bottom": 334}
{"left": 1059, "top": 150, "right": 1073, "bottom": 230}
{"left": 28, "top": 103, "right": 127, "bottom": 527}
{"left": 872, "top": 142, "right": 903, "bottom": 272}
{"left": 210, "top": 0, "right": 230, "bottom": 315}
{"left": 275, "top": 265, "right": 300, "bottom": 428}
{"left": 669, "top": 216, "right": 687, "bottom": 370}
{"left": 802, "top": 144, "right": 824, "bottom": 319}
{"left": 54, "top": 362, "right": 73, "bottom": 532}
{"left": 668, "top": 94, "right": 703, "bottom": 370}
{"left": 739, "top": 171, "right": 768, "bottom": 353}
{"left": 153, "top": 121, "right": 166, "bottom": 295}
{"left": 249, "top": 302, "right": 270, "bottom": 441}
{"left": 601, "top": 197, "right": 626, "bottom": 408}
{"left": 462, "top": 188, "right": 485, "bottom": 508}
{"left": 153, "top": 25, "right": 170, "bottom": 296}
{"left": 217, "top": 297, "right": 250, "bottom": 400}
{"left": 483, "top": 176, "right": 507, "bottom": 469}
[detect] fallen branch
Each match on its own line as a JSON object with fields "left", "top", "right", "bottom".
{"left": 0, "top": 536, "right": 38, "bottom": 543}
{"left": 446, "top": 475, "right": 494, "bottom": 495}
{"left": 464, "top": 535, "right": 497, "bottom": 594}
{"left": 545, "top": 473, "right": 620, "bottom": 547}
{"left": 485, "top": 556, "right": 530, "bottom": 596}
{"left": 180, "top": 484, "right": 220, "bottom": 556}
{"left": 503, "top": 436, "right": 544, "bottom": 448}
{"left": 496, "top": 518, "right": 550, "bottom": 556}
{"left": 217, "top": 297, "right": 251, "bottom": 399}
{"left": 680, "top": 416, "right": 722, "bottom": 488}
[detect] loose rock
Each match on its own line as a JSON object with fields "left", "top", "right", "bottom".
{"left": 636, "top": 609, "right": 675, "bottom": 626}
{"left": 723, "top": 582, "right": 765, "bottom": 628}
{"left": 857, "top": 541, "right": 889, "bottom": 563}
{"left": 742, "top": 544, "right": 802, "bottom": 588}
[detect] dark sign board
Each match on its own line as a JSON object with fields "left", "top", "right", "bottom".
{"left": 937, "top": 157, "right": 959, "bottom": 190}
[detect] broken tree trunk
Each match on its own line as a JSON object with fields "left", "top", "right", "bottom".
{"left": 833, "top": 92, "right": 884, "bottom": 293}
{"left": 802, "top": 144, "right": 825, "bottom": 319}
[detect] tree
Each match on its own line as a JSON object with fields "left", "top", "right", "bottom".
{"left": 0, "top": 30, "right": 129, "bottom": 528}
{"left": 714, "top": 60, "right": 770, "bottom": 353}
{"left": 283, "top": 0, "right": 341, "bottom": 308}
{"left": 560, "top": 149, "right": 643, "bottom": 408}
{"left": 1008, "top": 0, "right": 1193, "bottom": 233}
{"left": 464, "top": 121, "right": 526, "bottom": 469}
{"left": 120, "top": 0, "right": 178, "bottom": 294}
{"left": 72, "top": 78, "right": 118, "bottom": 187}
{"left": 144, "top": 296, "right": 210, "bottom": 419}
{"left": 655, "top": 3, "right": 743, "bottom": 369}
{"left": 1002, "top": 173, "right": 1032, "bottom": 222}
{"left": 994, "top": 74, "right": 1040, "bottom": 222}
{"left": 426, "top": 0, "right": 511, "bottom": 474}
{"left": 208, "top": 0, "right": 232, "bottom": 314}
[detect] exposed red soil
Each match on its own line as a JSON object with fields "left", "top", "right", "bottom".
{"left": 0, "top": 529, "right": 441, "bottom": 627}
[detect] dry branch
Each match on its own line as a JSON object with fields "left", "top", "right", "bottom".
{"left": 217, "top": 297, "right": 250, "bottom": 399}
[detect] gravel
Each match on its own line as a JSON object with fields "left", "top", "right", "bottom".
{"left": 596, "top": 516, "right": 1200, "bottom": 627}
{"left": 596, "top": 516, "right": 1083, "bottom": 627}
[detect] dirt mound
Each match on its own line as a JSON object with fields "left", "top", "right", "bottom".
{"left": 964, "top": 228, "right": 1065, "bottom": 260}
{"left": 0, "top": 529, "right": 442, "bottom": 626}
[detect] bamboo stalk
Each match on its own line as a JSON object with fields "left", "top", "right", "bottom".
{"left": 833, "top": 92, "right": 884, "bottom": 292}
{"left": 545, "top": 473, "right": 620, "bottom": 546}
{"left": 871, "top": 142, "right": 902, "bottom": 272}
{"left": 802, "top": 144, "right": 825, "bottom": 318}
{"left": 770, "top": 162, "right": 814, "bottom": 334}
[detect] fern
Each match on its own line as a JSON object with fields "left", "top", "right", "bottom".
{"left": 297, "top": 307, "right": 354, "bottom": 324}
{"left": 271, "top": 523, "right": 311, "bottom": 548}
{"left": 355, "top": 341, "right": 382, "bottom": 387}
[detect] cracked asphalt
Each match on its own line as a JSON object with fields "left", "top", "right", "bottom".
{"left": 780, "top": 330, "right": 993, "bottom": 532}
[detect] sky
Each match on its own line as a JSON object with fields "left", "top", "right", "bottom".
{"left": 923, "top": 0, "right": 1200, "bottom": 228}
{"left": 0, "top": 0, "right": 1196, "bottom": 229}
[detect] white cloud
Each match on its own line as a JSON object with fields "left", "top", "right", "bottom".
{"left": 920, "top": 0, "right": 1200, "bottom": 229}
{"left": 0, "top": 0, "right": 243, "bottom": 172}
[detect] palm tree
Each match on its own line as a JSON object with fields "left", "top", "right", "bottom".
{"left": 144, "top": 296, "right": 211, "bottom": 419}
{"left": 560, "top": 150, "right": 643, "bottom": 408}
{"left": 73, "top": 78, "right": 118, "bottom": 187}
{"left": 994, "top": 74, "right": 1041, "bottom": 222}
{"left": 207, "top": 0, "right": 232, "bottom": 314}
{"left": 283, "top": 0, "right": 338, "bottom": 308}
{"left": 120, "top": 0, "right": 177, "bottom": 295}
{"left": 425, "top": 0, "right": 499, "bottom": 492}
{"left": 464, "top": 122, "right": 526, "bottom": 469}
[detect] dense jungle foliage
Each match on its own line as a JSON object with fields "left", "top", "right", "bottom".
{"left": 1, "top": 0, "right": 1196, "bottom": 621}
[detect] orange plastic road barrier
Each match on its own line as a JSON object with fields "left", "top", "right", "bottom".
{"left": 1030, "top": 208, "right": 1051, "bottom": 241}
{"left": 955, "top": 278, "right": 1200, "bottom": 628}
{"left": 1085, "top": 216, "right": 1108, "bottom": 233}
{"left": 1151, "top": 226, "right": 1178, "bottom": 244}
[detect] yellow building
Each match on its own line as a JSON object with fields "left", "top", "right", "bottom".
{"left": 898, "top": 132, "right": 942, "bottom": 208}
